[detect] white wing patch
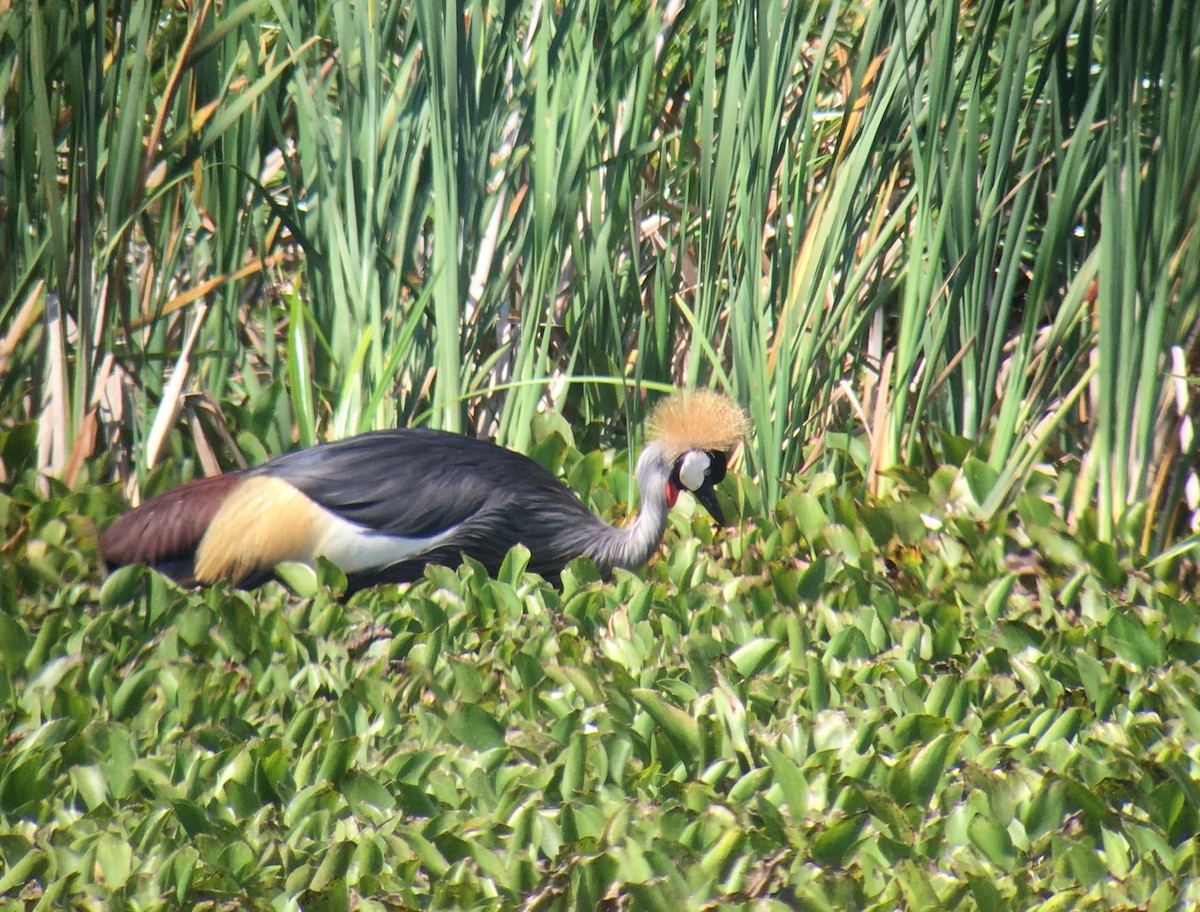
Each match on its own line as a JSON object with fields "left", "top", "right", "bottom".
{"left": 310, "top": 506, "right": 460, "bottom": 573}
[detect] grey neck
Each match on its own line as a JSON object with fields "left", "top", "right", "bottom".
{"left": 584, "top": 440, "right": 673, "bottom": 573}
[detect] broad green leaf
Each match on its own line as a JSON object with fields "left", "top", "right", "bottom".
{"left": 310, "top": 840, "right": 355, "bottom": 891}
{"left": 447, "top": 704, "right": 507, "bottom": 752}
{"left": 0, "top": 614, "right": 31, "bottom": 673}
{"left": 99, "top": 564, "right": 146, "bottom": 607}
{"left": 111, "top": 667, "right": 155, "bottom": 720}
{"left": 317, "top": 736, "right": 360, "bottom": 784}
{"left": 631, "top": 688, "right": 701, "bottom": 760}
{"left": 728, "top": 637, "right": 779, "bottom": 677}
{"left": 963, "top": 457, "right": 1000, "bottom": 507}
{"left": 1105, "top": 610, "right": 1164, "bottom": 669}
{"left": 982, "top": 574, "right": 1017, "bottom": 622}
{"left": 895, "top": 732, "right": 964, "bottom": 808}
{"left": 95, "top": 833, "right": 133, "bottom": 889}
{"left": 764, "top": 746, "right": 808, "bottom": 819}
{"left": 0, "top": 848, "right": 44, "bottom": 894}
{"left": 1035, "top": 707, "right": 1086, "bottom": 750}
{"left": 783, "top": 491, "right": 829, "bottom": 539}
{"left": 341, "top": 771, "right": 395, "bottom": 812}
{"left": 810, "top": 811, "right": 867, "bottom": 868}
{"left": 1085, "top": 541, "right": 1125, "bottom": 588}
{"left": 968, "top": 874, "right": 1006, "bottom": 912}
{"left": 170, "top": 799, "right": 212, "bottom": 837}
{"left": 498, "top": 544, "right": 531, "bottom": 584}
{"left": 699, "top": 828, "right": 745, "bottom": 878}
{"left": 69, "top": 765, "right": 109, "bottom": 810}
{"left": 276, "top": 560, "right": 318, "bottom": 597}
{"left": 969, "top": 814, "right": 1017, "bottom": 869}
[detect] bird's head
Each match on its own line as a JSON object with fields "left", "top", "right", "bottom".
{"left": 646, "top": 390, "right": 748, "bottom": 525}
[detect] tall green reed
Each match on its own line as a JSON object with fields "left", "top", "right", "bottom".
{"left": 3, "top": 0, "right": 1198, "bottom": 554}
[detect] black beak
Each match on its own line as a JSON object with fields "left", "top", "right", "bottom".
{"left": 693, "top": 485, "right": 726, "bottom": 526}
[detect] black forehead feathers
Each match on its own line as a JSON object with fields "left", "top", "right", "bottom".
{"left": 705, "top": 450, "right": 728, "bottom": 483}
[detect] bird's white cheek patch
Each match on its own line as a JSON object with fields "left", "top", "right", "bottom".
{"left": 678, "top": 450, "right": 710, "bottom": 491}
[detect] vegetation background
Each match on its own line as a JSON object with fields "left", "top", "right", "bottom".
{"left": 2, "top": 0, "right": 1199, "bottom": 908}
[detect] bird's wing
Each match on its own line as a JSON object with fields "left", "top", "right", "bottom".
{"left": 99, "top": 472, "right": 245, "bottom": 573}
{"left": 255, "top": 427, "right": 567, "bottom": 538}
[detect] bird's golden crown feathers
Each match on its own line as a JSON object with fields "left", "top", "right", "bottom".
{"left": 647, "top": 389, "right": 748, "bottom": 458}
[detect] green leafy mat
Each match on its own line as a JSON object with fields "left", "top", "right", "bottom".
{"left": 3, "top": 466, "right": 1197, "bottom": 910}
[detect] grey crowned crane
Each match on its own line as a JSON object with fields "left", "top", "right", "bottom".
{"left": 99, "top": 390, "right": 748, "bottom": 592}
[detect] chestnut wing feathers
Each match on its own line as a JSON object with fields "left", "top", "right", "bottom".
{"left": 98, "top": 472, "right": 244, "bottom": 573}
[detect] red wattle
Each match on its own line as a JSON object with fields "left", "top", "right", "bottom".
{"left": 666, "top": 481, "right": 679, "bottom": 507}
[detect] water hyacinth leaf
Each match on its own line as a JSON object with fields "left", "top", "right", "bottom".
{"left": 699, "top": 828, "right": 745, "bottom": 878}
{"left": 170, "top": 799, "right": 213, "bottom": 837}
{"left": 317, "top": 736, "right": 360, "bottom": 784}
{"left": 0, "top": 422, "right": 38, "bottom": 473}
{"left": 963, "top": 457, "right": 1000, "bottom": 508}
{"left": 99, "top": 563, "right": 147, "bottom": 607}
{"left": 1101, "top": 827, "right": 1131, "bottom": 879}
{"left": 450, "top": 659, "right": 484, "bottom": 703}
{"left": 170, "top": 846, "right": 200, "bottom": 902}
{"left": 275, "top": 560, "right": 318, "bottom": 598}
{"left": 764, "top": 745, "right": 808, "bottom": 819}
{"left": 810, "top": 811, "right": 868, "bottom": 868}
{"left": 498, "top": 544, "right": 531, "bottom": 584}
{"left": 1028, "top": 891, "right": 1085, "bottom": 912}
{"left": 784, "top": 491, "right": 830, "bottom": 539}
{"left": 728, "top": 766, "right": 772, "bottom": 803}
{"left": 0, "top": 848, "right": 45, "bottom": 895}
{"left": 728, "top": 637, "right": 780, "bottom": 678}
{"left": 887, "top": 502, "right": 929, "bottom": 545}
{"left": 626, "top": 879, "right": 683, "bottom": 912}
{"left": 528, "top": 430, "right": 570, "bottom": 474}
{"left": 1104, "top": 609, "right": 1164, "bottom": 670}
{"left": 546, "top": 663, "right": 600, "bottom": 705}
{"left": 806, "top": 655, "right": 831, "bottom": 713}
{"left": 95, "top": 833, "right": 133, "bottom": 889}
{"left": 983, "top": 574, "right": 1017, "bottom": 622}
{"left": 1035, "top": 707, "right": 1086, "bottom": 750}
{"left": 341, "top": 770, "right": 395, "bottom": 812}
{"left": 447, "top": 704, "right": 507, "bottom": 752}
{"left": 0, "top": 613, "right": 29, "bottom": 677}
{"left": 1085, "top": 541, "right": 1125, "bottom": 588}
{"left": 825, "top": 627, "right": 872, "bottom": 662}
{"left": 968, "top": 874, "right": 1006, "bottom": 912}
{"left": 631, "top": 688, "right": 702, "bottom": 761}
{"left": 969, "top": 814, "right": 1018, "bottom": 870}
{"left": 567, "top": 450, "right": 606, "bottom": 502}
{"left": 310, "top": 840, "right": 356, "bottom": 891}
{"left": 890, "top": 732, "right": 961, "bottom": 807}
{"left": 312, "top": 559, "right": 346, "bottom": 597}
{"left": 111, "top": 666, "right": 156, "bottom": 720}
{"left": 857, "top": 505, "right": 894, "bottom": 547}
{"left": 1073, "top": 650, "right": 1117, "bottom": 716}
{"left": 894, "top": 858, "right": 940, "bottom": 908}
{"left": 795, "top": 558, "right": 828, "bottom": 602}
{"left": 558, "top": 730, "right": 587, "bottom": 803}
{"left": 69, "top": 764, "right": 109, "bottom": 810}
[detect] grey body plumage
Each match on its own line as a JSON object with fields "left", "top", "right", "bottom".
{"left": 263, "top": 431, "right": 698, "bottom": 589}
